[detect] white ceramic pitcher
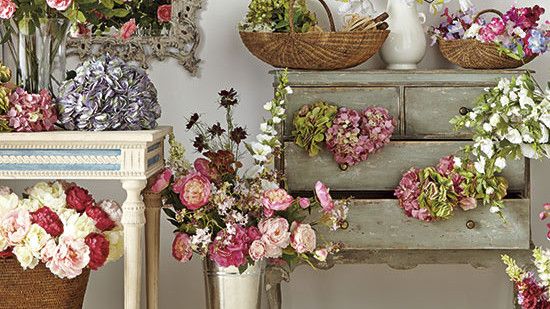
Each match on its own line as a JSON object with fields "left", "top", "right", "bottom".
{"left": 380, "top": 0, "right": 427, "bottom": 70}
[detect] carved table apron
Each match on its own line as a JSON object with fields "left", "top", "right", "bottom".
{"left": 270, "top": 70, "right": 533, "bottom": 309}
{"left": 0, "top": 126, "right": 172, "bottom": 309}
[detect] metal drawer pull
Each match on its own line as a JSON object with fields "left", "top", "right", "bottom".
{"left": 339, "top": 163, "right": 349, "bottom": 171}
{"left": 466, "top": 220, "right": 476, "bottom": 229}
{"left": 459, "top": 107, "right": 471, "bottom": 116}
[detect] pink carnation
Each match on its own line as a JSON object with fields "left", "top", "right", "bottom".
{"left": 85, "top": 233, "right": 110, "bottom": 270}
{"left": 41, "top": 236, "right": 90, "bottom": 279}
{"left": 0, "top": 0, "right": 16, "bottom": 19}
{"left": 172, "top": 172, "right": 211, "bottom": 210}
{"left": 315, "top": 181, "right": 334, "bottom": 212}
{"left": 6, "top": 88, "right": 58, "bottom": 132}
{"left": 0, "top": 208, "right": 31, "bottom": 244}
{"left": 46, "top": 0, "right": 72, "bottom": 10}
{"left": 119, "top": 19, "right": 137, "bottom": 40}
{"left": 151, "top": 168, "right": 173, "bottom": 193}
{"left": 31, "top": 206, "right": 64, "bottom": 237}
{"left": 172, "top": 232, "right": 193, "bottom": 263}
{"left": 261, "top": 188, "right": 294, "bottom": 212}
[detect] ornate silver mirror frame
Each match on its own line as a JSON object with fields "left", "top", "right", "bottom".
{"left": 67, "top": 0, "right": 203, "bottom": 75}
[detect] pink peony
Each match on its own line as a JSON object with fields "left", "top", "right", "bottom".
{"left": 85, "top": 233, "right": 110, "bottom": 270}
{"left": 31, "top": 206, "right": 63, "bottom": 237}
{"left": 194, "top": 158, "right": 219, "bottom": 181}
{"left": 41, "top": 236, "right": 90, "bottom": 279}
{"left": 173, "top": 172, "right": 211, "bottom": 210}
{"left": 119, "top": 19, "right": 137, "bottom": 40}
{"left": 172, "top": 233, "right": 193, "bottom": 263}
{"left": 249, "top": 240, "right": 266, "bottom": 261}
{"left": 290, "top": 222, "right": 316, "bottom": 254}
{"left": 7, "top": 88, "right": 58, "bottom": 132}
{"left": 85, "top": 206, "right": 116, "bottom": 231}
{"left": 298, "top": 197, "right": 310, "bottom": 209}
{"left": 259, "top": 217, "right": 290, "bottom": 258}
{"left": 157, "top": 4, "right": 172, "bottom": 23}
{"left": 208, "top": 225, "right": 250, "bottom": 268}
{"left": 0, "top": 0, "right": 16, "bottom": 19}
{"left": 0, "top": 208, "right": 31, "bottom": 244}
{"left": 151, "top": 168, "right": 173, "bottom": 193}
{"left": 247, "top": 226, "right": 262, "bottom": 242}
{"left": 46, "top": 0, "right": 72, "bottom": 11}
{"left": 66, "top": 185, "right": 95, "bottom": 213}
{"left": 315, "top": 181, "right": 334, "bottom": 212}
{"left": 261, "top": 189, "right": 294, "bottom": 212}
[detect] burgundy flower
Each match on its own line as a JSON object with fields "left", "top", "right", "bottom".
{"left": 193, "top": 135, "right": 208, "bottom": 153}
{"left": 0, "top": 247, "right": 13, "bottom": 258}
{"left": 31, "top": 206, "right": 64, "bottom": 237}
{"left": 218, "top": 88, "right": 238, "bottom": 108}
{"left": 208, "top": 122, "right": 225, "bottom": 137}
{"left": 85, "top": 233, "right": 110, "bottom": 270}
{"left": 186, "top": 113, "right": 200, "bottom": 130}
{"left": 66, "top": 186, "right": 95, "bottom": 213}
{"left": 85, "top": 206, "right": 116, "bottom": 231}
{"left": 230, "top": 127, "right": 248, "bottom": 144}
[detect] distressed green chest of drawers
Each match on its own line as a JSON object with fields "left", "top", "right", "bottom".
{"left": 267, "top": 70, "right": 532, "bottom": 309}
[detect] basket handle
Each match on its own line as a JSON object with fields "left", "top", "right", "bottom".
{"left": 473, "top": 9, "right": 504, "bottom": 22}
{"left": 289, "top": 0, "right": 337, "bottom": 33}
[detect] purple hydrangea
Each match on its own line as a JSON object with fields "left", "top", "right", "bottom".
{"left": 57, "top": 55, "right": 161, "bottom": 131}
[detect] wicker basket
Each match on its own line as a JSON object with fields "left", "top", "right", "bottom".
{"left": 438, "top": 9, "right": 536, "bottom": 69}
{"left": 0, "top": 257, "right": 90, "bottom": 309}
{"left": 239, "top": 0, "right": 389, "bottom": 70}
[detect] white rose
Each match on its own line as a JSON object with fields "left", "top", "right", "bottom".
{"left": 60, "top": 209, "right": 97, "bottom": 239}
{"left": 290, "top": 222, "right": 316, "bottom": 254}
{"left": 259, "top": 218, "right": 290, "bottom": 249}
{"left": 24, "top": 225, "right": 51, "bottom": 257}
{"left": 13, "top": 245, "right": 39, "bottom": 270}
{"left": 249, "top": 240, "right": 266, "bottom": 261}
{"left": 495, "top": 157, "right": 507, "bottom": 170}
{"left": 504, "top": 128, "right": 523, "bottom": 145}
{"left": 18, "top": 198, "right": 41, "bottom": 213}
{"left": 105, "top": 226, "right": 124, "bottom": 262}
{"left": 0, "top": 191, "right": 19, "bottom": 219}
{"left": 26, "top": 182, "right": 66, "bottom": 211}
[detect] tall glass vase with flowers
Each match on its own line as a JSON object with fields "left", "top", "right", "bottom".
{"left": 152, "top": 72, "right": 350, "bottom": 309}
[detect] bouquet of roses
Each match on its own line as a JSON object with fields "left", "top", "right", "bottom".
{"left": 153, "top": 76, "right": 349, "bottom": 272}
{"left": 430, "top": 5, "right": 550, "bottom": 61}
{"left": 0, "top": 182, "right": 123, "bottom": 279}
{"left": 503, "top": 248, "right": 550, "bottom": 309}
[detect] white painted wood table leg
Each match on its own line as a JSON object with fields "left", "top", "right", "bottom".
{"left": 121, "top": 180, "right": 148, "bottom": 309}
{"left": 144, "top": 190, "right": 162, "bottom": 309}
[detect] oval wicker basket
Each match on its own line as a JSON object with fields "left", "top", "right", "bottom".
{"left": 0, "top": 257, "right": 90, "bottom": 309}
{"left": 438, "top": 9, "right": 536, "bottom": 69}
{"left": 239, "top": 0, "right": 389, "bottom": 70}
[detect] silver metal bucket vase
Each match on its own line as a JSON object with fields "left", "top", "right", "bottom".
{"left": 203, "top": 259, "right": 265, "bottom": 309}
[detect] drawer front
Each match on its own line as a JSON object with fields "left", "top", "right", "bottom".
{"left": 285, "top": 87, "right": 401, "bottom": 137}
{"left": 284, "top": 141, "right": 527, "bottom": 193}
{"left": 405, "top": 87, "right": 485, "bottom": 138}
{"left": 319, "top": 199, "right": 530, "bottom": 250}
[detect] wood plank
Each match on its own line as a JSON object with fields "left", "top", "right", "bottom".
{"left": 405, "top": 87, "right": 484, "bottom": 137}
{"left": 317, "top": 199, "right": 530, "bottom": 250}
{"left": 284, "top": 87, "right": 400, "bottom": 136}
{"left": 284, "top": 141, "right": 527, "bottom": 193}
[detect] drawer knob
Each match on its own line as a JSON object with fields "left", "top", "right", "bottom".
{"left": 459, "top": 107, "right": 471, "bottom": 116}
{"left": 466, "top": 220, "right": 476, "bottom": 229}
{"left": 338, "top": 163, "right": 349, "bottom": 171}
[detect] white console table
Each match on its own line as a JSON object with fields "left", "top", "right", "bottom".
{"left": 0, "top": 126, "right": 172, "bottom": 309}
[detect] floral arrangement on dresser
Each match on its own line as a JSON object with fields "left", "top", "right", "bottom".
{"left": 56, "top": 54, "right": 161, "bottom": 131}
{"left": 153, "top": 73, "right": 349, "bottom": 271}
{"left": 0, "top": 182, "right": 123, "bottom": 279}
{"left": 430, "top": 5, "right": 550, "bottom": 61}
{"left": 503, "top": 248, "right": 550, "bottom": 309}
{"left": 292, "top": 102, "right": 395, "bottom": 168}
{"left": 0, "top": 62, "right": 58, "bottom": 133}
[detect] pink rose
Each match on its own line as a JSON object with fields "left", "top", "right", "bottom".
{"left": 157, "top": 4, "right": 172, "bottom": 23}
{"left": 249, "top": 240, "right": 266, "bottom": 261}
{"left": 459, "top": 197, "right": 477, "bottom": 211}
{"left": 0, "top": 209, "right": 31, "bottom": 244}
{"left": 261, "top": 189, "right": 293, "bottom": 211}
{"left": 151, "top": 168, "right": 173, "bottom": 193}
{"left": 290, "top": 222, "right": 316, "bottom": 254}
{"left": 172, "top": 233, "right": 193, "bottom": 263}
{"left": 46, "top": 0, "right": 72, "bottom": 11}
{"left": 41, "top": 236, "right": 90, "bottom": 279}
{"left": 298, "top": 197, "right": 310, "bottom": 209}
{"left": 119, "top": 19, "right": 137, "bottom": 40}
{"left": 173, "top": 172, "right": 211, "bottom": 210}
{"left": 0, "top": 0, "right": 16, "bottom": 19}
{"left": 315, "top": 181, "right": 334, "bottom": 212}
{"left": 259, "top": 217, "right": 290, "bottom": 251}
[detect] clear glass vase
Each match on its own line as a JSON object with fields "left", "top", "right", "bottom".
{"left": 10, "top": 19, "right": 71, "bottom": 94}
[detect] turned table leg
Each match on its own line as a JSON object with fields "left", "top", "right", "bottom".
{"left": 121, "top": 179, "right": 147, "bottom": 309}
{"left": 143, "top": 189, "right": 162, "bottom": 309}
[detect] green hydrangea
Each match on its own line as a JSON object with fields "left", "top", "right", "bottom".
{"left": 242, "top": 0, "right": 317, "bottom": 33}
{"left": 417, "top": 167, "right": 457, "bottom": 220}
{"left": 0, "top": 63, "right": 11, "bottom": 83}
{"left": 292, "top": 101, "right": 338, "bottom": 157}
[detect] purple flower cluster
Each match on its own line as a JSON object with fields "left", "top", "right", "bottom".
{"left": 325, "top": 107, "right": 395, "bottom": 166}
{"left": 57, "top": 54, "right": 161, "bottom": 131}
{"left": 1, "top": 88, "right": 58, "bottom": 132}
